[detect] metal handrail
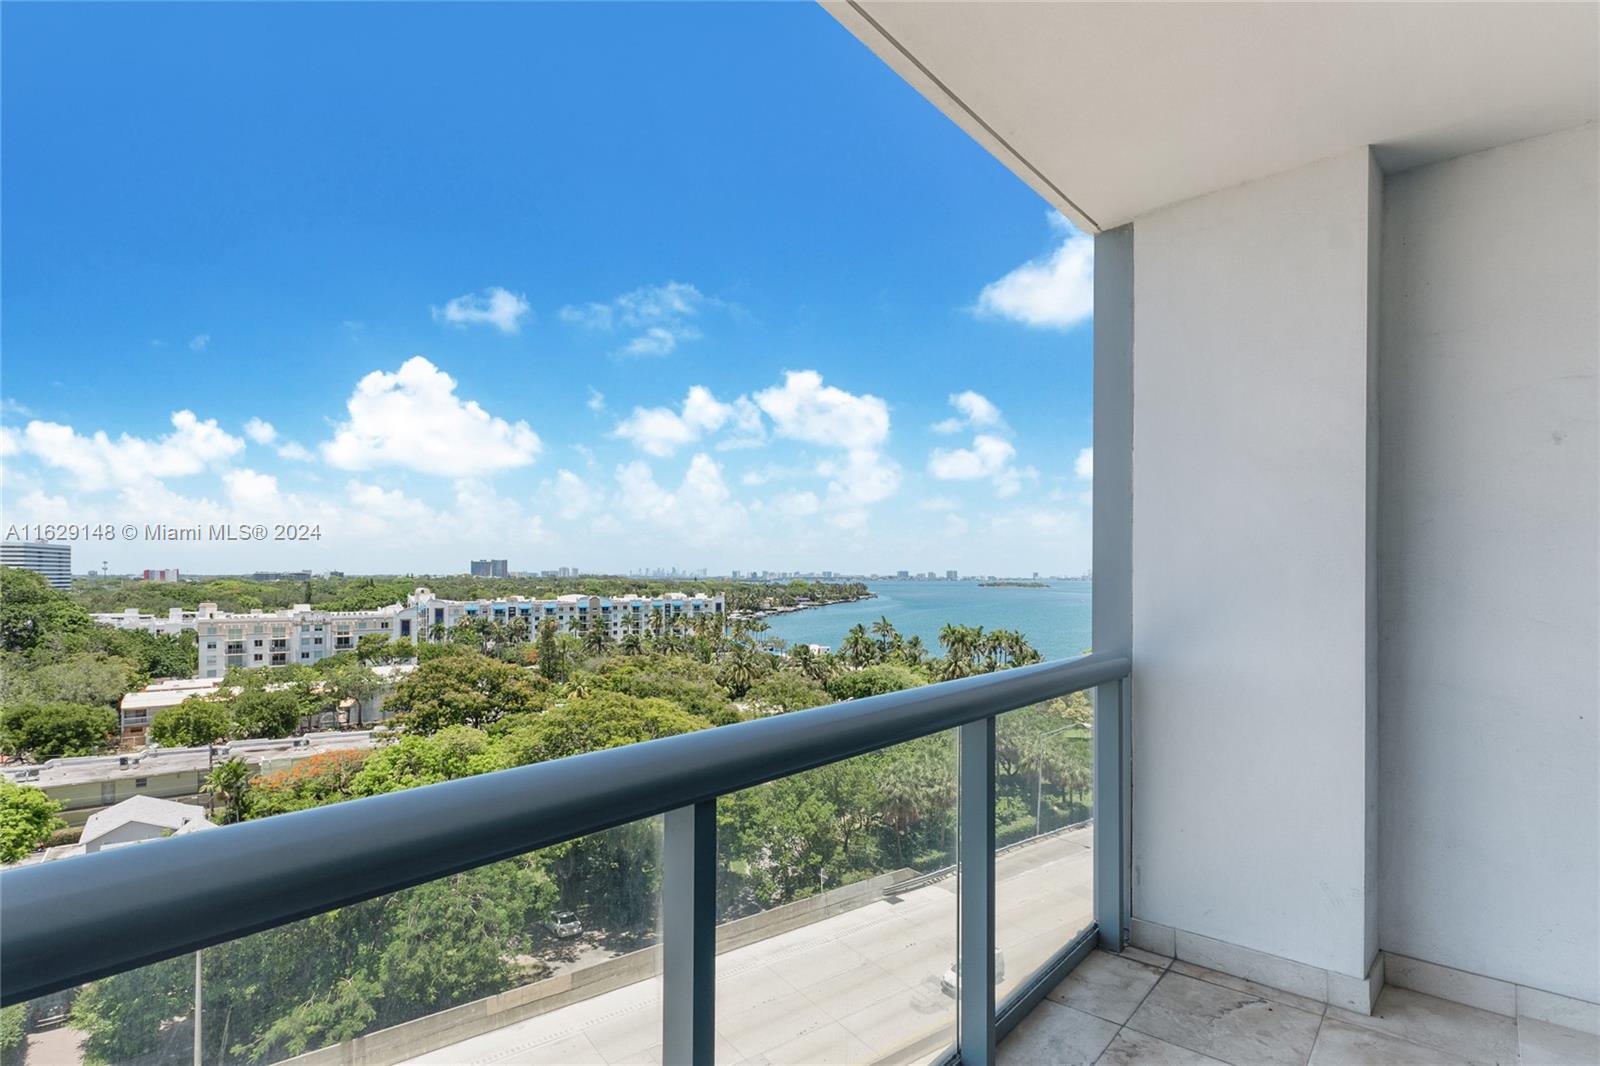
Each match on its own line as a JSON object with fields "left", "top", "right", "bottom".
{"left": 0, "top": 651, "right": 1127, "bottom": 1007}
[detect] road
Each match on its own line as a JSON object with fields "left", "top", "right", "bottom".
{"left": 399, "top": 827, "right": 1094, "bottom": 1066}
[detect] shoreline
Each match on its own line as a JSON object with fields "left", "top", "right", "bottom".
{"left": 744, "top": 592, "right": 877, "bottom": 620}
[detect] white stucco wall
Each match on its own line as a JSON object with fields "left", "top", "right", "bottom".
{"left": 1377, "top": 123, "right": 1599, "bottom": 1003}
{"left": 1130, "top": 150, "right": 1381, "bottom": 978}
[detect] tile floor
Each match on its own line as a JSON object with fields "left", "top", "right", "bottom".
{"left": 998, "top": 949, "right": 1600, "bottom": 1065}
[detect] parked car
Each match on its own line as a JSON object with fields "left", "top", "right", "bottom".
{"left": 941, "top": 950, "right": 1006, "bottom": 996}
{"left": 544, "top": 910, "right": 582, "bottom": 938}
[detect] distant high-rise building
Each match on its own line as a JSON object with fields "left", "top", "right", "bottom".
{"left": 2, "top": 541, "right": 71, "bottom": 590}
{"left": 896, "top": 570, "right": 910, "bottom": 579}
{"left": 142, "top": 568, "right": 180, "bottom": 583}
{"left": 946, "top": 570, "right": 958, "bottom": 581}
{"left": 470, "top": 559, "right": 509, "bottom": 578}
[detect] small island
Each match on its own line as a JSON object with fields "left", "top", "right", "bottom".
{"left": 978, "top": 580, "right": 1050, "bottom": 588}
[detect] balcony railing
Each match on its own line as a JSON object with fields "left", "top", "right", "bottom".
{"left": 0, "top": 651, "right": 1130, "bottom": 1065}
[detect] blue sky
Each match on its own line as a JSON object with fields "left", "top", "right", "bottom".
{"left": 1, "top": 2, "right": 1094, "bottom": 576}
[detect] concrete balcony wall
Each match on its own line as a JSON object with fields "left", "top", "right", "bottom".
{"left": 1129, "top": 148, "right": 1382, "bottom": 981}
{"left": 1377, "top": 122, "right": 1599, "bottom": 1004}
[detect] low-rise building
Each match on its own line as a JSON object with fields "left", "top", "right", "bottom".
{"left": 118, "top": 677, "right": 224, "bottom": 748}
{"left": 1, "top": 732, "right": 382, "bottom": 828}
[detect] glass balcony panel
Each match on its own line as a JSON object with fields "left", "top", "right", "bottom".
{"left": 10, "top": 819, "right": 662, "bottom": 1066}
{"left": 993, "top": 691, "right": 1096, "bottom": 1000}
{"left": 714, "top": 731, "right": 959, "bottom": 1066}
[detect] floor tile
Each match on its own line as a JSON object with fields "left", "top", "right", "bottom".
{"left": 1126, "top": 971, "right": 1323, "bottom": 1066}
{"left": 1517, "top": 1017, "right": 1600, "bottom": 1065}
{"left": 1095, "top": 1028, "right": 1228, "bottom": 1065}
{"left": 1309, "top": 1016, "right": 1474, "bottom": 1065}
{"left": 998, "top": 999, "right": 1120, "bottom": 1065}
{"left": 1121, "top": 946, "right": 1175, "bottom": 971}
{"left": 1330, "top": 987, "right": 1517, "bottom": 1065}
{"left": 1171, "top": 958, "right": 1328, "bottom": 1016}
{"left": 1046, "top": 949, "right": 1165, "bottom": 1024}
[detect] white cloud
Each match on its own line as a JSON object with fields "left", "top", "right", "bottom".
{"left": 614, "top": 453, "right": 746, "bottom": 545}
{"left": 613, "top": 385, "right": 763, "bottom": 458}
{"left": 321, "top": 356, "right": 541, "bottom": 476}
{"left": 772, "top": 489, "right": 821, "bottom": 517}
{"left": 244, "top": 417, "right": 277, "bottom": 445}
{"left": 189, "top": 334, "right": 211, "bottom": 351}
{"left": 754, "top": 370, "right": 889, "bottom": 451}
{"left": 933, "top": 390, "right": 1005, "bottom": 434}
{"left": 276, "top": 442, "right": 314, "bottom": 462}
{"left": 929, "top": 434, "right": 1016, "bottom": 481}
{"left": 753, "top": 370, "right": 900, "bottom": 510}
{"left": 550, "top": 469, "right": 602, "bottom": 521}
{"left": 929, "top": 433, "right": 1036, "bottom": 498}
{"left": 586, "top": 388, "right": 606, "bottom": 413}
{"left": 8, "top": 410, "right": 244, "bottom": 490}
{"left": 1075, "top": 447, "right": 1094, "bottom": 480}
{"left": 976, "top": 213, "right": 1094, "bottom": 330}
{"left": 560, "top": 281, "right": 712, "bottom": 356}
{"left": 432, "top": 286, "right": 531, "bottom": 334}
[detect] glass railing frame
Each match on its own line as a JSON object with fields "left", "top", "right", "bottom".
{"left": 0, "top": 652, "right": 1130, "bottom": 1065}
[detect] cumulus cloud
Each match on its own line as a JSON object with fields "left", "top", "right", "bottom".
{"left": 976, "top": 213, "right": 1094, "bottom": 330}
{"left": 586, "top": 388, "right": 606, "bottom": 413}
{"left": 276, "top": 442, "right": 314, "bottom": 462}
{"left": 1075, "top": 447, "right": 1094, "bottom": 480}
{"left": 550, "top": 468, "right": 602, "bottom": 521}
{"left": 614, "top": 453, "right": 746, "bottom": 544}
{"left": 560, "top": 281, "right": 714, "bottom": 356}
{"left": 244, "top": 418, "right": 277, "bottom": 445}
{"left": 432, "top": 286, "right": 531, "bottom": 334}
{"left": 321, "top": 356, "right": 541, "bottom": 476}
{"left": 613, "top": 385, "right": 763, "bottom": 457}
{"left": 755, "top": 371, "right": 889, "bottom": 451}
{"left": 6, "top": 410, "right": 244, "bottom": 490}
{"left": 189, "top": 334, "right": 211, "bottom": 351}
{"left": 752, "top": 370, "right": 901, "bottom": 510}
{"left": 933, "top": 390, "right": 1005, "bottom": 434}
{"left": 929, "top": 434, "right": 1017, "bottom": 481}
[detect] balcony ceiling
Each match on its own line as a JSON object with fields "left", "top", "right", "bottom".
{"left": 824, "top": 1, "right": 1600, "bottom": 232}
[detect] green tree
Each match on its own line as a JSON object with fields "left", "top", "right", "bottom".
{"left": 21, "top": 652, "right": 139, "bottom": 710}
{"left": 0, "top": 777, "right": 66, "bottom": 862}
{"left": 386, "top": 656, "right": 547, "bottom": 733}
{"left": 825, "top": 663, "right": 925, "bottom": 701}
{"left": 228, "top": 687, "right": 305, "bottom": 739}
{"left": 203, "top": 757, "right": 254, "bottom": 824}
{"left": 0, "top": 566, "right": 90, "bottom": 652}
{"left": 149, "top": 696, "right": 232, "bottom": 748}
{"left": 498, "top": 691, "right": 705, "bottom": 765}
{"left": 0, "top": 701, "right": 116, "bottom": 761}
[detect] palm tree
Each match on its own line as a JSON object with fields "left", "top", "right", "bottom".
{"left": 900, "top": 634, "right": 927, "bottom": 666}
{"left": 870, "top": 615, "right": 903, "bottom": 661}
{"left": 203, "top": 757, "right": 253, "bottom": 825}
{"left": 840, "top": 624, "right": 875, "bottom": 668}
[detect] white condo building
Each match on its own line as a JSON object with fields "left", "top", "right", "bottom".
{"left": 94, "top": 588, "right": 725, "bottom": 678}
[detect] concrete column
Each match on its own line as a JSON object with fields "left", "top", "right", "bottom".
{"left": 1129, "top": 149, "right": 1381, "bottom": 981}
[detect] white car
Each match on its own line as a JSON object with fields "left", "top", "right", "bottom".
{"left": 941, "top": 950, "right": 1006, "bottom": 996}
{"left": 544, "top": 910, "right": 582, "bottom": 938}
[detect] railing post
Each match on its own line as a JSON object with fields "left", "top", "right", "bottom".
{"left": 662, "top": 800, "right": 716, "bottom": 1065}
{"left": 1094, "top": 678, "right": 1131, "bottom": 950}
{"left": 958, "top": 717, "right": 997, "bottom": 1066}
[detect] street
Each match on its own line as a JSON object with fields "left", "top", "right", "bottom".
{"left": 399, "top": 827, "right": 1094, "bottom": 1066}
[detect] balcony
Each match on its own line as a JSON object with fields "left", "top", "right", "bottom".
{"left": 3, "top": 655, "right": 1128, "bottom": 1065}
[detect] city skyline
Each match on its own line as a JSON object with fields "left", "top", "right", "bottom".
{"left": 0, "top": 4, "right": 1094, "bottom": 575}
